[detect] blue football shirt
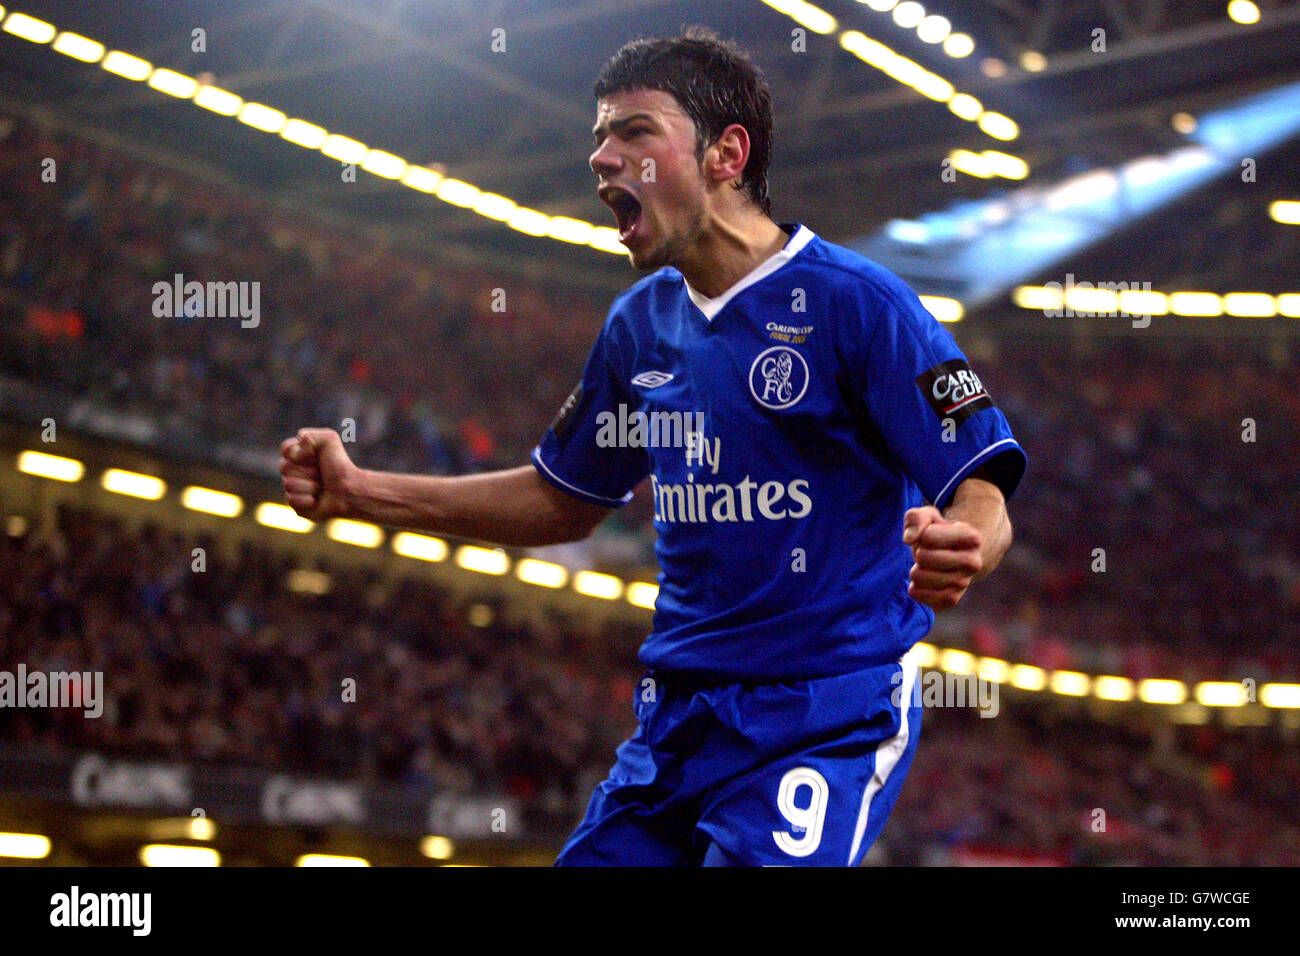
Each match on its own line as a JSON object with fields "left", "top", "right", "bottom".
{"left": 533, "top": 223, "right": 1026, "bottom": 683}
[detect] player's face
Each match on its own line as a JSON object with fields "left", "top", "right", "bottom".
{"left": 590, "top": 89, "right": 709, "bottom": 271}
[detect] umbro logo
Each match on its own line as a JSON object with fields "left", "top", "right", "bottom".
{"left": 631, "top": 371, "right": 674, "bottom": 389}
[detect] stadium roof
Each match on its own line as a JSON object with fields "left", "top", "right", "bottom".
{"left": 3, "top": 0, "right": 1300, "bottom": 296}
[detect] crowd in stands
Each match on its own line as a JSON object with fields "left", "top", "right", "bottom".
{"left": 883, "top": 704, "right": 1300, "bottom": 865}
{"left": 952, "top": 336, "right": 1300, "bottom": 685}
{"left": 3, "top": 113, "right": 1297, "bottom": 681}
{"left": 1, "top": 507, "right": 1296, "bottom": 863}
{"left": 2, "top": 112, "right": 1299, "bottom": 860}
{"left": 0, "top": 113, "right": 601, "bottom": 479}
{"left": 0, "top": 506, "right": 644, "bottom": 833}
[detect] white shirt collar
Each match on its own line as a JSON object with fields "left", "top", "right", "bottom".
{"left": 684, "top": 224, "right": 815, "bottom": 321}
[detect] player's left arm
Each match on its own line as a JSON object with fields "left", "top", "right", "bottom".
{"left": 902, "top": 466, "right": 1011, "bottom": 612}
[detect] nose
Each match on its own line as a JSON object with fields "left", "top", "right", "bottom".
{"left": 589, "top": 140, "right": 622, "bottom": 177}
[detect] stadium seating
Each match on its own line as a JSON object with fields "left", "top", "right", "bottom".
{"left": 2, "top": 114, "right": 1298, "bottom": 863}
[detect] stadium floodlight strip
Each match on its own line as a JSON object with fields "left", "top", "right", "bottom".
{"left": 447, "top": 548, "right": 649, "bottom": 606}
{"left": 7, "top": 442, "right": 660, "bottom": 610}
{"left": 51, "top": 31, "right": 103, "bottom": 63}
{"left": 102, "top": 50, "right": 150, "bottom": 82}
{"left": 255, "top": 502, "right": 314, "bottom": 533}
{"left": 238, "top": 102, "right": 287, "bottom": 133}
{"left": 1261, "top": 684, "right": 1300, "bottom": 708}
{"left": 838, "top": 30, "right": 1020, "bottom": 143}
{"left": 0, "top": 832, "right": 51, "bottom": 859}
{"left": 181, "top": 486, "right": 244, "bottom": 518}
{"left": 625, "top": 581, "right": 659, "bottom": 609}
{"left": 752, "top": 2, "right": 1023, "bottom": 154}
{"left": 0, "top": 7, "right": 627, "bottom": 257}
{"left": 16, "top": 449, "right": 84, "bottom": 482}
{"left": 296, "top": 854, "right": 370, "bottom": 867}
{"left": 910, "top": 642, "right": 938, "bottom": 667}
{"left": 143, "top": 817, "right": 217, "bottom": 842}
{"left": 909, "top": 650, "right": 1299, "bottom": 712}
{"left": 149, "top": 68, "right": 198, "bottom": 99}
{"left": 101, "top": 468, "right": 166, "bottom": 500}
{"left": 1228, "top": 0, "right": 1262, "bottom": 25}
{"left": 918, "top": 295, "right": 963, "bottom": 322}
{"left": 326, "top": 518, "right": 383, "bottom": 548}
{"left": 391, "top": 531, "right": 448, "bottom": 562}
{"left": 948, "top": 149, "right": 1029, "bottom": 181}
{"left": 1270, "top": 200, "right": 1300, "bottom": 225}
{"left": 516, "top": 558, "right": 568, "bottom": 589}
{"left": 1048, "top": 670, "right": 1091, "bottom": 697}
{"left": 20, "top": 452, "right": 249, "bottom": 515}
{"left": 1196, "top": 681, "right": 1249, "bottom": 707}
{"left": 1009, "top": 664, "right": 1047, "bottom": 691}
{"left": 858, "top": 0, "right": 976, "bottom": 58}
{"left": 420, "top": 836, "right": 455, "bottom": 860}
{"left": 2, "top": 10, "right": 52, "bottom": 42}
{"left": 281, "top": 118, "right": 327, "bottom": 149}
{"left": 455, "top": 545, "right": 509, "bottom": 575}
{"left": 932, "top": 655, "right": 1175, "bottom": 707}
{"left": 975, "top": 656, "right": 1008, "bottom": 684}
{"left": 1013, "top": 286, "right": 1300, "bottom": 319}
{"left": 139, "top": 844, "right": 220, "bottom": 867}
{"left": 1093, "top": 675, "right": 1135, "bottom": 701}
{"left": 1137, "top": 679, "right": 1188, "bottom": 705}
{"left": 13, "top": 448, "right": 1292, "bottom": 702}
{"left": 573, "top": 570, "right": 624, "bottom": 601}
{"left": 24, "top": 445, "right": 1296, "bottom": 701}
{"left": 937, "top": 648, "right": 975, "bottom": 674}
{"left": 362, "top": 150, "right": 407, "bottom": 180}
{"left": 760, "top": 0, "right": 838, "bottom": 34}
{"left": 838, "top": 32, "right": 945, "bottom": 104}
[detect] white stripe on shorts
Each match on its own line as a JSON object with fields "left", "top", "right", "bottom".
{"left": 846, "top": 643, "right": 922, "bottom": 865}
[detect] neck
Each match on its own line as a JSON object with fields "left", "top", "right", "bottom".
{"left": 676, "top": 210, "right": 787, "bottom": 298}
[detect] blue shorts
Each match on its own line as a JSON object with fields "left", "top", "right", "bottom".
{"left": 555, "top": 646, "right": 924, "bottom": 866}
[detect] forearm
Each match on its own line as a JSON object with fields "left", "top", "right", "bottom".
{"left": 343, "top": 465, "right": 605, "bottom": 547}
{"left": 942, "top": 477, "right": 1012, "bottom": 581}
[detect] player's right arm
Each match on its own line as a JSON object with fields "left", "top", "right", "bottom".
{"left": 279, "top": 428, "right": 609, "bottom": 546}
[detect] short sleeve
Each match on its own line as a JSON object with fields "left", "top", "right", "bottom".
{"left": 841, "top": 277, "right": 1026, "bottom": 510}
{"left": 532, "top": 318, "right": 650, "bottom": 507}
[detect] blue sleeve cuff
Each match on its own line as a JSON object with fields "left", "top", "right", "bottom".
{"left": 931, "top": 439, "right": 1027, "bottom": 511}
{"left": 531, "top": 447, "right": 634, "bottom": 508}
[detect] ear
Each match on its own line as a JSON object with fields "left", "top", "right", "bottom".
{"left": 704, "top": 123, "right": 751, "bottom": 187}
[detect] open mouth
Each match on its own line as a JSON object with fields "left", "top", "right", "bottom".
{"left": 601, "top": 186, "right": 643, "bottom": 241}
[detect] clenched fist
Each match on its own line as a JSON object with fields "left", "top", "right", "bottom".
{"left": 902, "top": 505, "right": 983, "bottom": 612}
{"left": 278, "top": 428, "right": 361, "bottom": 521}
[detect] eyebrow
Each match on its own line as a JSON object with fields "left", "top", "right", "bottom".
{"left": 592, "top": 113, "right": 655, "bottom": 144}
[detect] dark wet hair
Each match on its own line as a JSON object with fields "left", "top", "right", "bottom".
{"left": 594, "top": 26, "right": 774, "bottom": 216}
